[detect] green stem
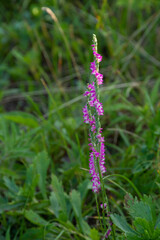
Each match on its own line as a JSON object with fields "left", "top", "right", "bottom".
{"left": 97, "top": 160, "right": 107, "bottom": 232}
{"left": 104, "top": 188, "right": 116, "bottom": 240}
{"left": 100, "top": 172, "right": 116, "bottom": 240}
{"left": 95, "top": 194, "right": 103, "bottom": 231}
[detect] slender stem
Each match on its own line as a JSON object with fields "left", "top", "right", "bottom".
{"left": 103, "top": 183, "right": 116, "bottom": 240}
{"left": 96, "top": 160, "right": 107, "bottom": 231}
{"left": 95, "top": 194, "right": 103, "bottom": 231}
{"left": 97, "top": 159, "right": 116, "bottom": 239}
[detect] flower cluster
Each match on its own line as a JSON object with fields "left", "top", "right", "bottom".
{"left": 90, "top": 44, "right": 103, "bottom": 85}
{"left": 83, "top": 83, "right": 104, "bottom": 116}
{"left": 83, "top": 42, "right": 106, "bottom": 193}
{"left": 92, "top": 44, "right": 102, "bottom": 63}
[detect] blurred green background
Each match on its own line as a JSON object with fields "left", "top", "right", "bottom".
{"left": 1, "top": 0, "right": 160, "bottom": 239}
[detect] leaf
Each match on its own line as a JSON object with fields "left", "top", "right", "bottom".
{"left": 3, "top": 176, "right": 19, "bottom": 194}
{"left": 55, "top": 230, "right": 65, "bottom": 240}
{"left": 3, "top": 111, "right": 39, "bottom": 128}
{"left": 20, "top": 228, "right": 43, "bottom": 240}
{"left": 24, "top": 210, "right": 48, "bottom": 226}
{"left": 78, "top": 179, "right": 90, "bottom": 201}
{"left": 134, "top": 217, "right": 152, "bottom": 236}
{"left": 126, "top": 232, "right": 142, "bottom": 240}
{"left": 127, "top": 197, "right": 152, "bottom": 222}
{"left": 51, "top": 175, "right": 67, "bottom": 220}
{"left": 110, "top": 214, "right": 136, "bottom": 234}
{"left": 50, "top": 192, "right": 60, "bottom": 218}
{"left": 34, "top": 151, "right": 50, "bottom": 198}
{"left": 57, "top": 220, "right": 77, "bottom": 232}
{"left": 70, "top": 190, "right": 90, "bottom": 235}
{"left": 89, "top": 228, "right": 100, "bottom": 240}
{"left": 81, "top": 219, "right": 91, "bottom": 235}
{"left": 144, "top": 90, "right": 155, "bottom": 114}
{"left": 152, "top": 228, "right": 160, "bottom": 239}
{"left": 70, "top": 190, "right": 82, "bottom": 220}
{"left": 0, "top": 202, "right": 24, "bottom": 214}
{"left": 5, "top": 226, "right": 11, "bottom": 240}
{"left": 143, "top": 195, "right": 156, "bottom": 224}
{"left": 150, "top": 77, "right": 160, "bottom": 104}
{"left": 155, "top": 213, "right": 160, "bottom": 229}
{"left": 25, "top": 164, "right": 39, "bottom": 199}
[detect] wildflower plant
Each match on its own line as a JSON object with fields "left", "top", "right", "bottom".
{"left": 83, "top": 34, "right": 116, "bottom": 239}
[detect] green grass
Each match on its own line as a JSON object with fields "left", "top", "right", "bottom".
{"left": 0, "top": 0, "right": 160, "bottom": 239}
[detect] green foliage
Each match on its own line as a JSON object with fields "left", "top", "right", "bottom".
{"left": 70, "top": 190, "right": 90, "bottom": 235}
{"left": 24, "top": 210, "right": 48, "bottom": 226}
{"left": 111, "top": 195, "right": 160, "bottom": 239}
{"left": 1, "top": 0, "right": 160, "bottom": 239}
{"left": 34, "top": 151, "right": 50, "bottom": 198}
{"left": 89, "top": 228, "right": 100, "bottom": 240}
{"left": 3, "top": 111, "right": 39, "bottom": 128}
{"left": 111, "top": 214, "right": 136, "bottom": 235}
{"left": 51, "top": 174, "right": 68, "bottom": 220}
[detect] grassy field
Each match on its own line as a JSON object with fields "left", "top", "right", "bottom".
{"left": 1, "top": 1, "right": 160, "bottom": 239}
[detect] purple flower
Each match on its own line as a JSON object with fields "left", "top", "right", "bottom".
{"left": 84, "top": 83, "right": 104, "bottom": 116}
{"left": 100, "top": 203, "right": 107, "bottom": 209}
{"left": 90, "top": 61, "right": 97, "bottom": 74}
{"left": 82, "top": 105, "right": 90, "bottom": 123}
{"left": 90, "top": 61, "right": 103, "bottom": 85}
{"left": 83, "top": 40, "right": 106, "bottom": 193}
{"left": 89, "top": 151, "right": 101, "bottom": 193}
{"left": 91, "top": 45, "right": 103, "bottom": 62}
{"left": 105, "top": 229, "right": 111, "bottom": 238}
{"left": 90, "top": 45, "right": 103, "bottom": 85}
{"left": 99, "top": 141, "right": 106, "bottom": 175}
{"left": 95, "top": 72, "right": 103, "bottom": 85}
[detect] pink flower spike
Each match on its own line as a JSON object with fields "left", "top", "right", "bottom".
{"left": 83, "top": 36, "right": 106, "bottom": 193}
